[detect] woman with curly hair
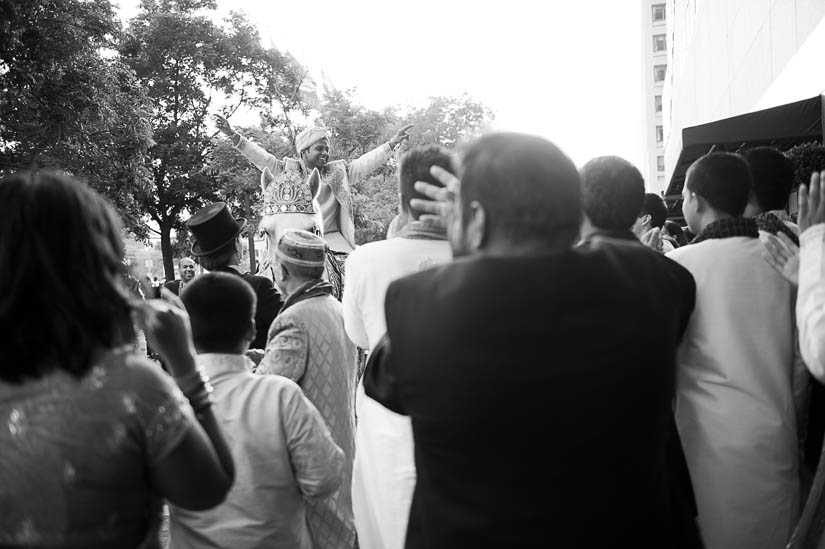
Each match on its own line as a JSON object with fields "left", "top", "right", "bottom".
{"left": 0, "top": 171, "right": 234, "bottom": 547}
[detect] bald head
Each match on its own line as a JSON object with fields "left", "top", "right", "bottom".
{"left": 179, "top": 257, "right": 196, "bottom": 282}
{"left": 450, "top": 132, "right": 581, "bottom": 256}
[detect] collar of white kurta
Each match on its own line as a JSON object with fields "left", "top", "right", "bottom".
{"left": 197, "top": 353, "right": 256, "bottom": 378}
{"left": 692, "top": 217, "right": 758, "bottom": 244}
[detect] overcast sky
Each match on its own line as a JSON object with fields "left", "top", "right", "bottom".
{"left": 115, "top": 0, "right": 645, "bottom": 170}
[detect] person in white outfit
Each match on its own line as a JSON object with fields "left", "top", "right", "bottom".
{"left": 667, "top": 152, "right": 806, "bottom": 549}
{"left": 343, "top": 145, "right": 457, "bottom": 549}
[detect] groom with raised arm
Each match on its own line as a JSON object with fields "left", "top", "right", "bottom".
{"left": 215, "top": 114, "right": 412, "bottom": 253}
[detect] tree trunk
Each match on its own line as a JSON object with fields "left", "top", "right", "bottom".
{"left": 159, "top": 219, "right": 175, "bottom": 282}
{"left": 243, "top": 191, "right": 256, "bottom": 273}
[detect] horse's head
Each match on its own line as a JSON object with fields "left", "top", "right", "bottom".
{"left": 258, "top": 165, "right": 324, "bottom": 273}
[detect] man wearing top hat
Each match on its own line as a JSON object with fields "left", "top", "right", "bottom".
{"left": 187, "top": 201, "right": 282, "bottom": 350}
{"left": 214, "top": 113, "right": 413, "bottom": 253}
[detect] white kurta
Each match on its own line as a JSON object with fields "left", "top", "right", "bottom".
{"left": 668, "top": 237, "right": 801, "bottom": 549}
{"left": 342, "top": 236, "right": 452, "bottom": 549}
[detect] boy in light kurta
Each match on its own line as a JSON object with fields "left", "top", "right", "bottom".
{"left": 668, "top": 152, "right": 806, "bottom": 549}
{"left": 257, "top": 229, "right": 358, "bottom": 549}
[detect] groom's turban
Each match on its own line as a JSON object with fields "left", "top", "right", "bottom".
{"left": 295, "top": 127, "right": 330, "bottom": 154}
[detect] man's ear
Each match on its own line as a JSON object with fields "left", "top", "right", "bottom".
{"left": 641, "top": 213, "right": 652, "bottom": 227}
{"left": 693, "top": 193, "right": 707, "bottom": 214}
{"left": 245, "top": 319, "right": 256, "bottom": 345}
{"left": 466, "top": 200, "right": 487, "bottom": 252}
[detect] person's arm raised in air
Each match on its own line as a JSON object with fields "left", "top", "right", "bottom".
{"left": 132, "top": 295, "right": 235, "bottom": 510}
{"left": 797, "top": 171, "right": 825, "bottom": 382}
{"left": 214, "top": 113, "right": 284, "bottom": 182}
{"left": 348, "top": 124, "right": 413, "bottom": 182}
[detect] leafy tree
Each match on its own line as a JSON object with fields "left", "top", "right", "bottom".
{"left": 119, "top": 0, "right": 264, "bottom": 279}
{"left": 206, "top": 126, "right": 294, "bottom": 272}
{"left": 402, "top": 94, "right": 495, "bottom": 149}
{"left": 0, "top": 0, "right": 154, "bottom": 235}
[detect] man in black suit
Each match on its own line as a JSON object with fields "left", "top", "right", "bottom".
{"left": 187, "top": 202, "right": 282, "bottom": 350}
{"left": 364, "top": 133, "right": 697, "bottom": 548}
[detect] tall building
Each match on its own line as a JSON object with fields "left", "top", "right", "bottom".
{"left": 661, "top": 0, "right": 825, "bottom": 193}
{"left": 640, "top": 1, "right": 669, "bottom": 195}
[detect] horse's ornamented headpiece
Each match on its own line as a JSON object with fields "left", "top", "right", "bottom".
{"left": 261, "top": 166, "right": 321, "bottom": 216}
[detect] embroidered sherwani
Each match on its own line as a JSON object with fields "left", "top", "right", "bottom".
{"left": 257, "top": 294, "right": 358, "bottom": 549}
{"left": 233, "top": 134, "right": 394, "bottom": 252}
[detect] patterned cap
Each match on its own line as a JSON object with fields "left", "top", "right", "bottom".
{"left": 275, "top": 229, "right": 327, "bottom": 268}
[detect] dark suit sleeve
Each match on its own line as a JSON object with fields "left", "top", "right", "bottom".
{"left": 251, "top": 277, "right": 282, "bottom": 350}
{"left": 363, "top": 333, "right": 406, "bottom": 415}
{"left": 363, "top": 280, "right": 408, "bottom": 415}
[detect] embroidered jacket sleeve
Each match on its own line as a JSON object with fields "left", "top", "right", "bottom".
{"left": 130, "top": 359, "right": 197, "bottom": 466}
{"left": 232, "top": 134, "right": 286, "bottom": 179}
{"left": 281, "top": 381, "right": 345, "bottom": 500}
{"left": 346, "top": 143, "right": 393, "bottom": 184}
{"left": 257, "top": 317, "right": 308, "bottom": 382}
{"left": 798, "top": 224, "right": 825, "bottom": 382}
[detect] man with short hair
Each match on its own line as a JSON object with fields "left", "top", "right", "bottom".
{"left": 187, "top": 202, "right": 282, "bottom": 350}
{"left": 215, "top": 114, "right": 412, "bottom": 253}
{"left": 364, "top": 133, "right": 697, "bottom": 548}
{"left": 343, "top": 145, "right": 456, "bottom": 549}
{"left": 743, "top": 145, "right": 799, "bottom": 244}
{"left": 578, "top": 155, "right": 665, "bottom": 252}
{"left": 633, "top": 193, "right": 675, "bottom": 252}
{"left": 163, "top": 257, "right": 197, "bottom": 296}
{"left": 257, "top": 229, "right": 358, "bottom": 549}
{"left": 169, "top": 272, "right": 344, "bottom": 549}
{"left": 668, "top": 152, "right": 804, "bottom": 548}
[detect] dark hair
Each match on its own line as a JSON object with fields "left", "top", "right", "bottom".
{"left": 580, "top": 156, "right": 645, "bottom": 231}
{"left": 640, "top": 193, "right": 668, "bottom": 228}
{"left": 198, "top": 240, "right": 238, "bottom": 271}
{"left": 399, "top": 145, "right": 458, "bottom": 220}
{"left": 459, "top": 133, "right": 581, "bottom": 247}
{"left": 664, "top": 220, "right": 687, "bottom": 247}
{"left": 685, "top": 152, "right": 752, "bottom": 216}
{"left": 741, "top": 146, "right": 795, "bottom": 211}
{"left": 0, "top": 171, "right": 133, "bottom": 383}
{"left": 181, "top": 272, "right": 257, "bottom": 352}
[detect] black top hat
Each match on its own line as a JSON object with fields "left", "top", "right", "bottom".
{"left": 187, "top": 202, "right": 247, "bottom": 256}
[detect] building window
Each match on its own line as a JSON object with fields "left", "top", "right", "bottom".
{"left": 652, "top": 4, "right": 666, "bottom": 22}
{"left": 655, "top": 95, "right": 662, "bottom": 112}
{"left": 653, "top": 34, "right": 666, "bottom": 52}
{"left": 657, "top": 175, "right": 665, "bottom": 186}
{"left": 654, "top": 64, "right": 667, "bottom": 82}
{"left": 657, "top": 155, "right": 665, "bottom": 171}
{"left": 656, "top": 125, "right": 664, "bottom": 143}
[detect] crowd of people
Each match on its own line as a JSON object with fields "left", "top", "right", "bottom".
{"left": 2, "top": 120, "right": 825, "bottom": 549}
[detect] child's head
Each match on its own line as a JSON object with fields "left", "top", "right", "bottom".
{"left": 180, "top": 272, "right": 257, "bottom": 354}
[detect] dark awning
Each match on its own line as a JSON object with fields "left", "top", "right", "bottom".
{"left": 664, "top": 94, "right": 824, "bottom": 203}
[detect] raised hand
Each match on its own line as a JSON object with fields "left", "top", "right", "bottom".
{"left": 799, "top": 170, "right": 825, "bottom": 234}
{"left": 640, "top": 227, "right": 664, "bottom": 253}
{"left": 389, "top": 124, "right": 414, "bottom": 148}
{"left": 213, "top": 113, "right": 236, "bottom": 138}
{"left": 131, "top": 298, "right": 198, "bottom": 378}
{"left": 761, "top": 231, "right": 800, "bottom": 286}
{"left": 410, "top": 165, "right": 460, "bottom": 229}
